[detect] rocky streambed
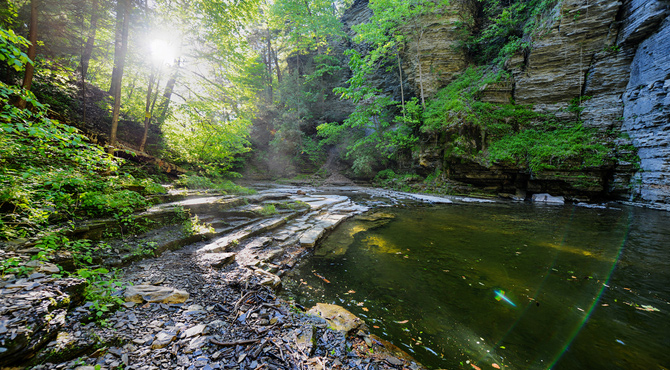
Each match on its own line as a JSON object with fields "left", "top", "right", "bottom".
{"left": 1, "top": 185, "right": 458, "bottom": 370}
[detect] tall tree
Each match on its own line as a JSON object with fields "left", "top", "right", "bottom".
{"left": 78, "top": 0, "right": 99, "bottom": 78}
{"left": 17, "top": 0, "right": 37, "bottom": 109}
{"left": 156, "top": 65, "right": 177, "bottom": 124}
{"left": 139, "top": 67, "right": 155, "bottom": 152}
{"left": 109, "top": 0, "right": 131, "bottom": 150}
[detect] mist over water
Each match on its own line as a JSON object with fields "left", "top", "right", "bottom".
{"left": 284, "top": 202, "right": 670, "bottom": 369}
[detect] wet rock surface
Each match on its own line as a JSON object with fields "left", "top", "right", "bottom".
{"left": 1, "top": 186, "right": 463, "bottom": 369}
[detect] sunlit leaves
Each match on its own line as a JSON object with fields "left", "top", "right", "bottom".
{"left": 0, "top": 27, "right": 32, "bottom": 71}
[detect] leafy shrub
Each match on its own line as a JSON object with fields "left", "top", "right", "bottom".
{"left": 79, "top": 190, "right": 148, "bottom": 217}
{"left": 175, "top": 174, "right": 216, "bottom": 189}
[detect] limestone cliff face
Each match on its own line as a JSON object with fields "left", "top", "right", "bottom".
{"left": 512, "top": 0, "right": 623, "bottom": 109}
{"left": 431, "top": 0, "right": 669, "bottom": 207}
{"left": 401, "top": 1, "right": 477, "bottom": 98}
{"left": 622, "top": 9, "right": 670, "bottom": 204}
{"left": 509, "top": 0, "right": 670, "bottom": 206}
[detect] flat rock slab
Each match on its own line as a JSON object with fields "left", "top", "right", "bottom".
{"left": 532, "top": 193, "right": 565, "bottom": 204}
{"left": 299, "top": 226, "right": 327, "bottom": 248}
{"left": 198, "top": 217, "right": 286, "bottom": 253}
{"left": 298, "top": 213, "right": 349, "bottom": 248}
{"left": 125, "top": 285, "right": 189, "bottom": 304}
{"left": 198, "top": 252, "right": 236, "bottom": 268}
{"left": 307, "top": 303, "right": 364, "bottom": 334}
{"left": 399, "top": 192, "right": 453, "bottom": 204}
{"left": 292, "top": 195, "right": 349, "bottom": 210}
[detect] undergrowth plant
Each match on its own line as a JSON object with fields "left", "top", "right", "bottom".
{"left": 258, "top": 204, "right": 278, "bottom": 216}
{"left": 175, "top": 174, "right": 256, "bottom": 194}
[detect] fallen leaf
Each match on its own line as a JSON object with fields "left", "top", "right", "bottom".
{"left": 362, "top": 307, "right": 369, "bottom": 312}
{"left": 373, "top": 325, "right": 380, "bottom": 329}
{"left": 636, "top": 305, "right": 660, "bottom": 312}
{"left": 492, "top": 364, "right": 501, "bottom": 369}
{"left": 314, "top": 272, "right": 330, "bottom": 284}
{"left": 347, "top": 290, "right": 356, "bottom": 294}
{"left": 471, "top": 364, "right": 481, "bottom": 370}
{"left": 395, "top": 320, "right": 409, "bottom": 324}
{"left": 357, "top": 302, "right": 364, "bottom": 306}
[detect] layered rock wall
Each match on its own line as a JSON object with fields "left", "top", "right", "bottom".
{"left": 622, "top": 10, "right": 670, "bottom": 204}
{"left": 401, "top": 1, "right": 477, "bottom": 98}
{"left": 512, "top": 0, "right": 622, "bottom": 109}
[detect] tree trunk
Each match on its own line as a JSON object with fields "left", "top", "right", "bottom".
{"left": 139, "top": 69, "right": 155, "bottom": 153}
{"left": 109, "top": 0, "right": 125, "bottom": 94}
{"left": 17, "top": 0, "right": 38, "bottom": 109}
{"left": 109, "top": 0, "right": 131, "bottom": 151}
{"left": 416, "top": 28, "right": 425, "bottom": 109}
{"left": 397, "top": 49, "right": 405, "bottom": 121}
{"left": 266, "top": 28, "right": 273, "bottom": 103}
{"left": 272, "top": 45, "right": 281, "bottom": 83}
{"left": 78, "top": 0, "right": 99, "bottom": 78}
{"left": 150, "top": 73, "right": 162, "bottom": 116}
{"left": 157, "top": 64, "right": 179, "bottom": 124}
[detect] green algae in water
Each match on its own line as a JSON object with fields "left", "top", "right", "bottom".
{"left": 284, "top": 203, "right": 670, "bottom": 369}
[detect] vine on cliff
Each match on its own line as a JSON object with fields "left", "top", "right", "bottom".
{"left": 421, "top": 65, "right": 610, "bottom": 173}
{"left": 464, "top": 0, "right": 559, "bottom": 65}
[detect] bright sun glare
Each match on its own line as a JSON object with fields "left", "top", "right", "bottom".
{"left": 150, "top": 39, "right": 175, "bottom": 65}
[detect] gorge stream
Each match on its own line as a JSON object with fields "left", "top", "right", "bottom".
{"left": 284, "top": 200, "right": 670, "bottom": 369}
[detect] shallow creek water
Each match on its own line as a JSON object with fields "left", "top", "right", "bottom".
{"left": 284, "top": 201, "right": 670, "bottom": 369}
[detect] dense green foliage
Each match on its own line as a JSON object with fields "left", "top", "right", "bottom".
{"left": 463, "top": 0, "right": 559, "bottom": 65}
{"left": 421, "top": 66, "right": 611, "bottom": 172}
{"left": 0, "top": 29, "right": 162, "bottom": 240}
{"left": 316, "top": 0, "right": 451, "bottom": 176}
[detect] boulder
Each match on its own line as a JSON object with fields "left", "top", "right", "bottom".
{"left": 124, "top": 285, "right": 189, "bottom": 304}
{"left": 307, "top": 303, "right": 364, "bottom": 334}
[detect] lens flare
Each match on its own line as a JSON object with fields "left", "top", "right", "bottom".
{"left": 494, "top": 290, "right": 517, "bottom": 307}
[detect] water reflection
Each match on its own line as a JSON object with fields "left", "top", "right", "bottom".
{"left": 284, "top": 203, "right": 670, "bottom": 369}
